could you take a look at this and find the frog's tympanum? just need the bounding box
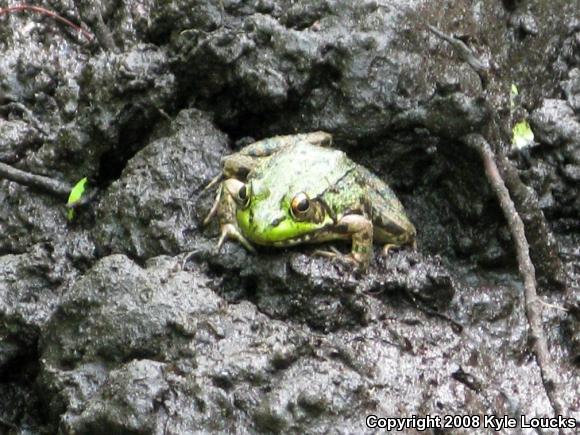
[204,132,416,270]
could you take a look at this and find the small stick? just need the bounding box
[75,1,118,53]
[2,101,49,135]
[404,293,464,333]
[0,161,71,198]
[0,4,94,42]
[462,134,568,427]
[495,153,567,290]
[427,25,489,86]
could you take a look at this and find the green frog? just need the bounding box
[203,132,416,270]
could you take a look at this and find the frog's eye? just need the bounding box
[237,183,250,207]
[291,192,310,219]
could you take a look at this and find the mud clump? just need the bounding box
[0,0,578,433]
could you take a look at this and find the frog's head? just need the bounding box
[228,178,334,246]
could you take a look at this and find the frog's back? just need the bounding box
[251,142,355,199]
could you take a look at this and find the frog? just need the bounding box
[203,131,416,270]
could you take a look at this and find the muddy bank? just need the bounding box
[0,1,578,433]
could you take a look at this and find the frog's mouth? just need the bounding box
[269,234,315,247]
[268,226,350,247]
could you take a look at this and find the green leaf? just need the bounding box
[512,120,534,149]
[510,84,518,97]
[67,177,88,221]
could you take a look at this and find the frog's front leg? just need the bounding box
[204,179,256,253]
[340,214,373,269]
[316,214,373,270]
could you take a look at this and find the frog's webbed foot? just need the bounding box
[314,247,359,267]
[217,223,256,254]
[203,178,245,226]
[313,213,373,271]
[313,246,342,258]
[202,180,256,254]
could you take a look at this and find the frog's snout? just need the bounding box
[252,207,286,234]
[238,205,286,244]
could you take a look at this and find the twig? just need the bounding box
[495,154,567,290]
[85,5,116,51]
[404,292,464,333]
[1,101,49,136]
[0,4,94,42]
[427,25,489,86]
[462,134,568,427]
[0,161,71,198]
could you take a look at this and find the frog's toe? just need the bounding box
[382,243,397,256]
[381,242,416,256]
[351,252,370,271]
[313,246,342,258]
[217,224,256,253]
[313,247,363,269]
[202,173,223,193]
[202,184,223,226]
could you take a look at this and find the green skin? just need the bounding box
[204,132,416,270]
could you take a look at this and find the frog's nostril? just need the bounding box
[270,216,284,227]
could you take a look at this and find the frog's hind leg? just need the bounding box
[240,131,333,157]
[298,131,333,147]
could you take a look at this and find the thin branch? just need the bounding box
[1,101,49,135]
[0,161,71,198]
[495,153,567,290]
[462,134,568,428]
[427,25,489,86]
[0,4,94,42]
[403,292,464,333]
[90,5,116,51]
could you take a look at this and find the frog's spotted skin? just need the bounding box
[204,132,415,270]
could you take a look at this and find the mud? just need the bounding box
[0,0,578,434]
